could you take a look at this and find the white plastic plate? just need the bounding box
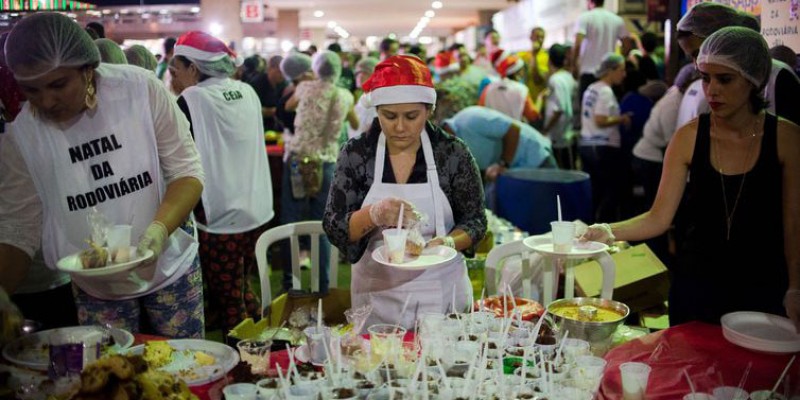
[126,339,239,386]
[56,247,153,277]
[371,245,458,270]
[524,238,609,258]
[2,326,134,371]
[721,311,800,353]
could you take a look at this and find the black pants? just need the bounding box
[553,142,578,170]
[579,145,626,223]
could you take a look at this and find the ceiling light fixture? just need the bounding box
[327,20,337,28]
[313,10,324,18]
[190,6,200,13]
[432,1,443,9]
[425,10,434,18]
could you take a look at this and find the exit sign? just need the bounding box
[241,0,263,23]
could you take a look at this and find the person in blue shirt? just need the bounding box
[441,106,556,210]
[442,105,555,179]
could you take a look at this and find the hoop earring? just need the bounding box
[85,73,97,110]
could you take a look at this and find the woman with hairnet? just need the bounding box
[579,52,631,222]
[276,52,314,136]
[583,27,800,330]
[280,50,357,293]
[95,38,127,65]
[168,31,273,334]
[124,45,158,72]
[0,13,205,337]
[675,2,800,127]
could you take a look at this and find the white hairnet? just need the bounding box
[95,39,127,65]
[697,26,770,90]
[124,45,158,71]
[5,13,100,80]
[312,50,342,82]
[596,53,624,77]
[677,2,759,39]
[280,52,312,81]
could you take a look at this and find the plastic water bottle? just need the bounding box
[290,159,306,199]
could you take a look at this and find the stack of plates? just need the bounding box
[721,311,800,354]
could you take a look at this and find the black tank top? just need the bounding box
[672,113,786,323]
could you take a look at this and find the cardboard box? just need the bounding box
[574,244,670,313]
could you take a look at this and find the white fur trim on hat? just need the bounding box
[174,44,243,66]
[361,84,436,108]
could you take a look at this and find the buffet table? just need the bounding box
[599,321,797,399]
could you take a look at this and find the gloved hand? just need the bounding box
[580,223,615,245]
[0,286,23,344]
[426,236,455,249]
[136,221,169,262]
[368,198,420,228]
[785,289,800,333]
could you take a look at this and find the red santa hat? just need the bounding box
[491,49,524,78]
[434,51,460,75]
[359,55,436,108]
[174,31,243,66]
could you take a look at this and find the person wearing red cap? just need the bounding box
[478,49,541,124]
[0,13,205,337]
[323,55,487,329]
[169,31,274,334]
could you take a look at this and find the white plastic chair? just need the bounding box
[484,236,558,302]
[254,221,339,308]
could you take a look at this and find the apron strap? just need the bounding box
[420,131,447,237]
[375,133,387,180]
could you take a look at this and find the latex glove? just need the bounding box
[426,236,455,249]
[485,164,507,182]
[580,223,615,245]
[0,286,23,344]
[368,198,420,228]
[136,221,169,262]
[785,289,800,333]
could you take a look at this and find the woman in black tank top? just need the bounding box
[581,27,800,330]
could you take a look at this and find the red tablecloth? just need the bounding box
[598,322,798,399]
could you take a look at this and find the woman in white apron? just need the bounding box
[169,31,274,334]
[323,55,487,329]
[0,13,205,338]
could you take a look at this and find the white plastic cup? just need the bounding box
[683,393,718,400]
[236,339,272,375]
[620,362,651,400]
[712,386,749,400]
[107,224,133,263]
[222,383,258,400]
[551,221,576,253]
[302,326,331,364]
[749,390,787,400]
[382,228,408,263]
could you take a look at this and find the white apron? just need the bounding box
[351,130,472,330]
[10,64,197,300]
[484,78,529,121]
[182,78,274,234]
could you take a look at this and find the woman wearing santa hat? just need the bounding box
[478,49,541,124]
[0,13,205,337]
[169,31,274,334]
[323,55,487,329]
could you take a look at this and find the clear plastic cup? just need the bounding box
[619,362,651,400]
[107,224,133,263]
[712,386,749,400]
[749,390,786,400]
[256,378,280,400]
[382,229,408,263]
[302,326,331,365]
[550,221,576,253]
[367,324,406,358]
[236,339,272,375]
[222,383,258,400]
[683,393,718,400]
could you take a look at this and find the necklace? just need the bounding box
[711,115,761,241]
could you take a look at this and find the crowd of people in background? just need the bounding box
[1,0,799,340]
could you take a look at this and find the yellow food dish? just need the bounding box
[143,341,173,368]
[550,304,625,323]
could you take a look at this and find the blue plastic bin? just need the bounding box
[495,169,593,235]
